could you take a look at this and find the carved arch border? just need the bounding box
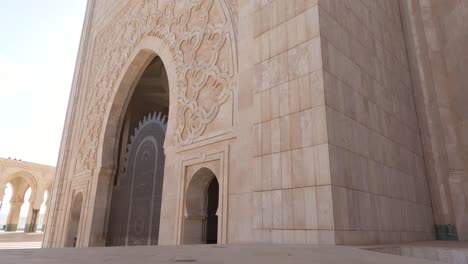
[77,0,238,172]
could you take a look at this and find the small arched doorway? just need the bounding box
[183,168,219,244]
[66,193,83,247]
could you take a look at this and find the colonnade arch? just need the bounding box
[0,159,54,233]
[0,172,37,232]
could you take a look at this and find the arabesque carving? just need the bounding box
[77,0,237,171]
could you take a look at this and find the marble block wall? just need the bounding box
[319,0,434,244]
[252,0,333,244]
[253,0,436,245]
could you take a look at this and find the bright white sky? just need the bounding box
[0,1,87,166]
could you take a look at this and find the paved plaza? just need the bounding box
[0,244,442,264]
[0,232,42,250]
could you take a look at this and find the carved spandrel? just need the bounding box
[77,0,237,171]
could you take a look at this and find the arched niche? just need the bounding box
[65,192,83,247]
[183,167,219,244]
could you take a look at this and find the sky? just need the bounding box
[0,1,87,166]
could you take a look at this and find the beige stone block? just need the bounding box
[269,1,278,29]
[310,70,325,107]
[305,5,319,40]
[288,42,309,80]
[262,121,271,155]
[253,192,263,229]
[358,191,372,231]
[271,152,282,189]
[300,109,314,147]
[275,23,287,55]
[292,148,304,188]
[294,230,307,244]
[261,89,271,122]
[331,186,349,230]
[260,4,270,34]
[302,146,316,186]
[283,230,295,244]
[346,189,359,231]
[253,157,263,191]
[262,191,272,229]
[308,37,322,73]
[270,85,280,119]
[290,112,302,149]
[271,229,283,244]
[323,70,343,111]
[279,82,289,116]
[280,115,291,151]
[254,10,262,37]
[293,188,306,229]
[287,15,298,49]
[269,55,280,88]
[262,154,272,191]
[261,59,270,91]
[295,0,306,15]
[296,12,308,46]
[253,124,262,156]
[254,0,261,12]
[277,0,287,25]
[307,0,319,8]
[306,230,319,244]
[254,92,262,124]
[282,189,294,229]
[288,78,300,114]
[316,185,334,229]
[278,52,289,85]
[286,0,295,20]
[318,230,336,245]
[262,230,271,243]
[298,74,311,110]
[261,32,270,62]
[254,63,263,93]
[254,36,262,64]
[270,118,281,154]
[281,151,293,188]
[272,190,283,229]
[314,106,328,144]
[304,187,318,229]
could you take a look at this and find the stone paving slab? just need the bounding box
[0,244,441,264]
[0,231,43,242]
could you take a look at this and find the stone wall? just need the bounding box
[45,0,468,247]
[320,0,433,244]
[252,0,331,244]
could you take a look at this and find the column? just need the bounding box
[5,200,23,231]
[24,207,39,233]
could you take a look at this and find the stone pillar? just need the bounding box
[42,198,51,232]
[399,0,457,240]
[24,207,39,233]
[5,201,23,231]
[0,185,6,213]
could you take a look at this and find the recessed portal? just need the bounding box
[106,56,169,246]
[66,193,83,247]
[183,168,219,244]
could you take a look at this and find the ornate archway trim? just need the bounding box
[77,0,238,172]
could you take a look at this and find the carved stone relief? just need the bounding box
[77,0,237,171]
